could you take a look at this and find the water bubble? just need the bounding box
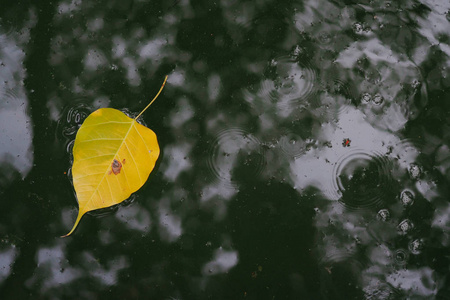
[269,58,277,67]
[400,190,414,206]
[361,93,372,104]
[292,45,302,57]
[397,219,413,235]
[353,23,363,33]
[411,79,421,89]
[409,163,422,179]
[408,239,423,255]
[393,249,409,266]
[372,94,384,105]
[377,209,390,221]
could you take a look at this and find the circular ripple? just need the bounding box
[0,89,23,109]
[206,128,266,188]
[57,104,92,139]
[320,63,359,103]
[269,55,319,110]
[329,78,359,102]
[278,131,305,159]
[393,248,409,266]
[319,236,357,264]
[331,149,396,211]
[316,65,358,118]
[56,104,93,163]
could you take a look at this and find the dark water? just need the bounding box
[1,0,450,299]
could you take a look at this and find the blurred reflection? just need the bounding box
[386,268,437,297]
[116,203,152,232]
[0,30,34,188]
[161,143,193,181]
[158,196,183,242]
[2,0,449,298]
[80,252,129,286]
[202,248,238,276]
[0,246,17,285]
[289,106,405,201]
[26,245,81,292]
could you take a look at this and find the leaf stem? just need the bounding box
[135,75,168,120]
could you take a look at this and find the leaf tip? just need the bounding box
[61,210,86,238]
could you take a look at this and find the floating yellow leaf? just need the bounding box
[62,76,168,237]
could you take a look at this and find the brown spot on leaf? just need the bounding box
[110,159,123,175]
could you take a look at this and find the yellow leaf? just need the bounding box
[62,76,168,237]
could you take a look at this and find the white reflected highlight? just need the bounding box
[116,204,151,232]
[0,29,34,179]
[162,143,193,181]
[202,248,238,276]
[0,246,18,284]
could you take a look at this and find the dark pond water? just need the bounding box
[1,0,450,299]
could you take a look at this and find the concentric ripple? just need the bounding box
[330,149,396,211]
[206,128,266,188]
[393,248,409,266]
[269,55,319,111]
[58,104,92,139]
[278,131,306,159]
[0,89,22,110]
[56,104,93,165]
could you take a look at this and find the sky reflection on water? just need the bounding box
[1,0,450,299]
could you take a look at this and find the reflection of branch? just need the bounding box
[0,2,57,298]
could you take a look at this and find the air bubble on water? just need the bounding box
[397,219,413,235]
[412,79,421,89]
[361,93,372,104]
[372,94,384,105]
[409,163,422,179]
[353,23,363,33]
[292,45,302,57]
[110,64,118,71]
[408,239,423,255]
[377,209,390,221]
[400,190,414,206]
[394,249,409,266]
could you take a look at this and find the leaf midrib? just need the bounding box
[83,118,137,211]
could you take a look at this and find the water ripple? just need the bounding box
[330,149,396,211]
[58,104,92,139]
[206,128,265,188]
[278,131,306,159]
[247,55,320,118]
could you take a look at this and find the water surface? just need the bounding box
[1,0,450,299]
